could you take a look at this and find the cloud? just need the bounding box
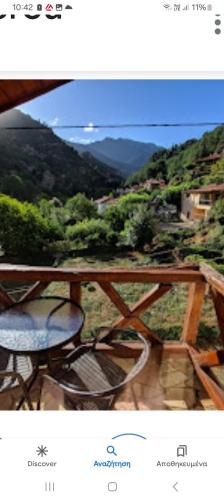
[84,122,98,133]
[48,117,59,126]
[69,136,94,145]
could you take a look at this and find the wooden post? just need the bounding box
[181,281,206,344]
[20,281,50,302]
[200,263,224,295]
[189,346,224,410]
[70,282,82,345]
[211,287,224,343]
[0,286,14,308]
[70,282,81,305]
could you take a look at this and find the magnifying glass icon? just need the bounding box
[107,445,117,456]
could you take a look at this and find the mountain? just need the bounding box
[127,126,224,186]
[0,110,122,201]
[69,137,162,178]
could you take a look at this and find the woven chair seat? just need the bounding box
[0,351,33,392]
[43,328,151,411]
[51,351,127,411]
[53,351,127,393]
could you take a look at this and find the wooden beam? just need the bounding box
[99,282,167,344]
[51,340,188,360]
[129,284,172,317]
[0,286,14,307]
[70,282,82,345]
[191,350,223,368]
[110,312,160,343]
[98,282,130,317]
[112,314,132,330]
[95,341,143,358]
[200,263,224,296]
[20,281,50,302]
[164,341,189,352]
[99,283,171,318]
[189,347,224,410]
[130,317,162,344]
[70,282,81,305]
[211,287,224,342]
[181,281,206,344]
[0,264,204,283]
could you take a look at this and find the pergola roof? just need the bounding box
[0,80,70,114]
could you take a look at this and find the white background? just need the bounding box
[0,412,223,499]
[0,2,223,497]
[0,0,224,73]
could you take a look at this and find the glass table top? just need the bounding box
[0,296,84,353]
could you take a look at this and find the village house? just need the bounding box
[196,152,221,165]
[95,195,118,214]
[181,183,224,222]
[143,178,166,191]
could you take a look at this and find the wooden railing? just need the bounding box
[200,263,224,342]
[190,263,224,410]
[0,262,210,346]
[0,262,224,408]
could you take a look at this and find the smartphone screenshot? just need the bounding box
[0,1,223,499]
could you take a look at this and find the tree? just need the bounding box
[123,205,156,250]
[1,175,26,200]
[0,195,61,257]
[116,192,151,221]
[103,204,125,232]
[66,218,116,249]
[212,199,224,225]
[38,198,67,234]
[65,193,97,222]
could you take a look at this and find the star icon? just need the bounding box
[36,445,48,457]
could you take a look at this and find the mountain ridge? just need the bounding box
[0,110,122,201]
[69,137,163,177]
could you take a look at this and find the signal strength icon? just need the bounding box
[163,4,172,10]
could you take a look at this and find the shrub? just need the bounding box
[104,193,152,234]
[161,180,200,208]
[152,232,178,251]
[38,198,67,235]
[184,254,206,264]
[103,204,125,232]
[65,193,97,222]
[0,195,61,256]
[123,205,156,250]
[1,175,26,200]
[212,199,224,224]
[118,192,150,212]
[66,219,116,249]
[182,244,221,259]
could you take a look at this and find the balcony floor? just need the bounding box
[0,343,218,411]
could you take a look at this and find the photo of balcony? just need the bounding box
[0,79,223,411]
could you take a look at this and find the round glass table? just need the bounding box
[0,296,85,355]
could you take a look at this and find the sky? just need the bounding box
[19,80,224,148]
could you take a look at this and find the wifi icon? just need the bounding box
[163,4,172,9]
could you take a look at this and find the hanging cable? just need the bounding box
[0,121,224,130]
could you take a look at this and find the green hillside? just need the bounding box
[127,125,224,186]
[0,109,122,201]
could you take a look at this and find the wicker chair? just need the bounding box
[38,327,151,410]
[0,350,35,410]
